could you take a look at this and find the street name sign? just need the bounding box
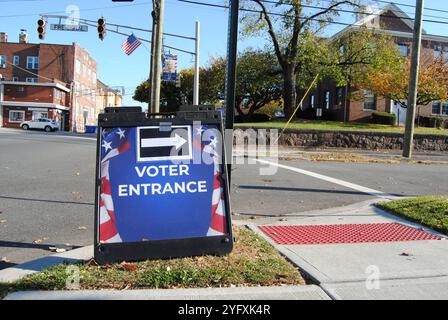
[94,107,232,264]
[50,24,88,32]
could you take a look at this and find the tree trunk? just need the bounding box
[283,65,296,119]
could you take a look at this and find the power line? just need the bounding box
[258,0,448,23]
[179,0,448,28]
[252,0,448,26]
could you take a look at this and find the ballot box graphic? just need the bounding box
[94,109,232,264]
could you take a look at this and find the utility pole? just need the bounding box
[193,21,200,106]
[403,0,424,158]
[150,0,165,113]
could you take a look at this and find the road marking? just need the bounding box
[254,158,398,200]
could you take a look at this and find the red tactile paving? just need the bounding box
[259,223,442,245]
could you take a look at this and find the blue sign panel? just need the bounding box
[98,124,227,244]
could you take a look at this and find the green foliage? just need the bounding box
[235,49,283,114]
[377,196,448,234]
[371,112,397,126]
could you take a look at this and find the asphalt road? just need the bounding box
[0,128,447,269]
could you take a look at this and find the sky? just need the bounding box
[1,0,448,107]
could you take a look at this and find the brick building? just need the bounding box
[301,3,448,124]
[0,81,70,129]
[0,35,110,131]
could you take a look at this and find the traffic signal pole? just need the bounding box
[224,0,239,184]
[403,0,424,158]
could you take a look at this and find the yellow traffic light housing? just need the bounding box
[37,19,46,40]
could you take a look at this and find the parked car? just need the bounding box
[20,118,59,132]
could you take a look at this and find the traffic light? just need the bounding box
[37,19,46,40]
[98,17,106,41]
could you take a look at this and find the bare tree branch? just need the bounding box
[301,0,359,28]
[252,0,286,67]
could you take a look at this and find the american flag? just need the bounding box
[121,34,142,56]
[99,128,130,243]
[194,125,227,236]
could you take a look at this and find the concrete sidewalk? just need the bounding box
[247,200,448,300]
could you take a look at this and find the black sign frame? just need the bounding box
[94,108,233,264]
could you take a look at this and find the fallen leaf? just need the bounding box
[121,261,137,272]
[400,252,412,256]
[78,226,87,230]
[86,258,99,266]
[33,239,43,244]
[76,172,80,176]
[1,257,10,263]
[0,220,6,224]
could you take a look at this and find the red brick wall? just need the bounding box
[2,106,58,128]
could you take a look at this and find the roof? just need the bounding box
[0,80,71,93]
[331,3,448,42]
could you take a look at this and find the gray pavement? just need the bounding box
[1,127,448,269]
[248,202,448,300]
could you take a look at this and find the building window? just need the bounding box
[0,55,6,68]
[26,77,38,83]
[12,76,19,81]
[324,91,331,110]
[75,59,81,74]
[13,55,19,66]
[432,101,441,115]
[335,88,344,110]
[9,110,25,123]
[26,56,39,69]
[310,95,315,108]
[443,102,448,115]
[398,43,409,57]
[55,89,62,99]
[434,45,448,63]
[363,90,376,111]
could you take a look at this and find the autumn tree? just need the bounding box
[358,57,448,108]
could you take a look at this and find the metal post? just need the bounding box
[224,0,239,184]
[403,0,424,158]
[148,10,157,113]
[193,21,200,106]
[150,0,165,114]
[0,80,4,127]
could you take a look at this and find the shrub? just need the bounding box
[435,117,444,129]
[371,112,397,125]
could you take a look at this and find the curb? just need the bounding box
[4,285,330,300]
[0,245,93,283]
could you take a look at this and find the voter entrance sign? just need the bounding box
[94,108,232,264]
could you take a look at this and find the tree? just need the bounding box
[234,49,283,116]
[241,0,360,117]
[358,57,448,108]
[133,60,225,111]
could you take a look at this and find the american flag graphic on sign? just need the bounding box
[99,128,130,243]
[193,125,227,236]
[121,34,142,56]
